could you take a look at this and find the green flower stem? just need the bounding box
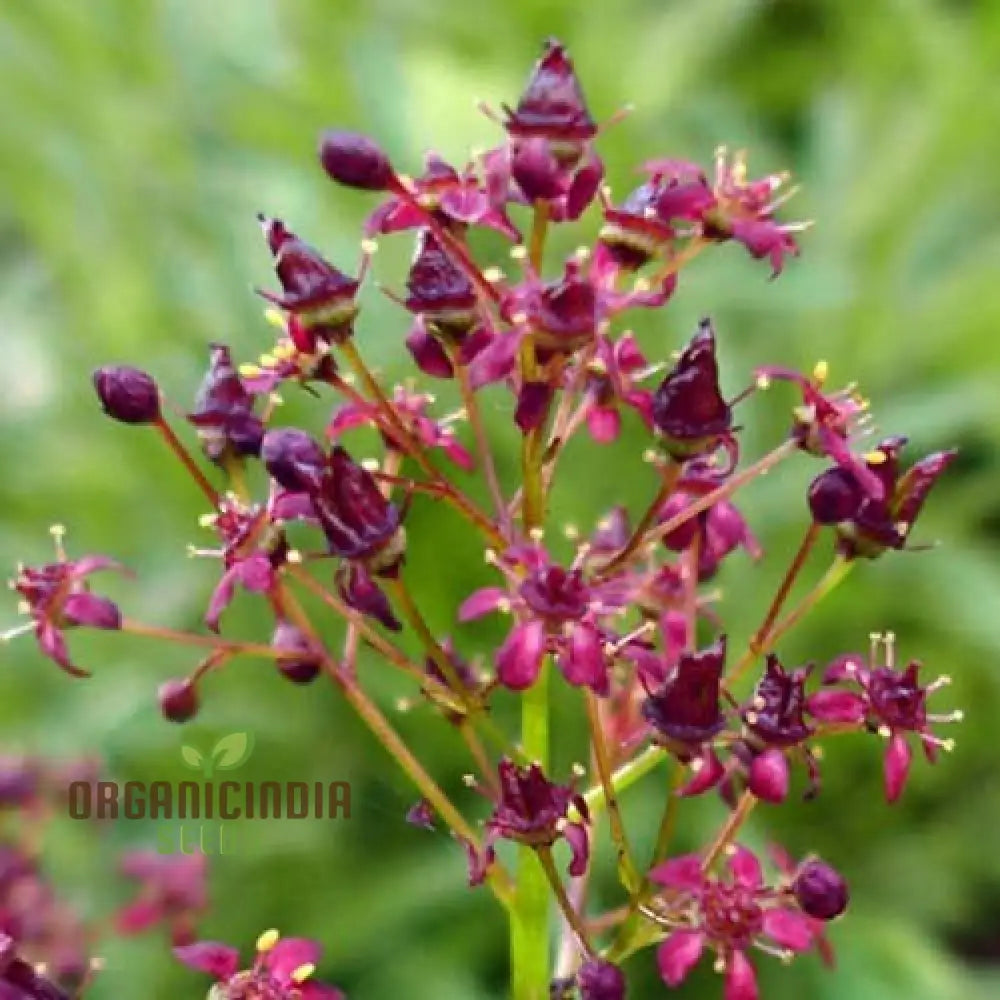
[512,660,551,1000]
[572,744,668,823]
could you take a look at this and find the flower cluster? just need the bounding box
[3,37,959,1000]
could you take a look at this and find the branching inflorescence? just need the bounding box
[3,38,960,1000]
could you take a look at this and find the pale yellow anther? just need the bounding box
[812,359,829,384]
[269,393,284,407]
[497,598,512,614]
[952,710,965,723]
[342,373,357,386]
[509,245,528,261]
[49,524,66,539]
[290,963,316,984]
[812,745,825,761]
[574,245,591,261]
[894,521,910,536]
[482,267,504,283]
[529,527,545,542]
[745,711,758,726]
[865,450,887,465]
[483,548,497,565]
[89,956,107,973]
[755,373,771,390]
[264,308,286,329]
[395,698,411,712]
[689,757,704,774]
[642,448,659,464]
[877,724,891,740]
[571,762,587,778]
[510,311,528,326]
[361,458,381,473]
[941,738,956,753]
[396,173,414,190]
[273,342,296,361]
[563,524,580,540]
[286,549,303,564]
[360,238,378,256]
[16,601,30,615]
[632,277,651,293]
[198,513,218,528]
[256,929,280,953]
[462,773,478,787]
[239,364,263,379]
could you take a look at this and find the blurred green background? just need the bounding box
[2,0,999,997]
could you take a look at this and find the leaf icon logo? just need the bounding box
[210,732,254,771]
[180,745,205,771]
[179,732,253,777]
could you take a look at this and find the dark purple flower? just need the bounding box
[832,438,957,559]
[813,647,959,803]
[176,931,343,999]
[529,259,597,353]
[188,344,264,464]
[503,39,596,147]
[484,760,589,876]
[807,467,864,525]
[257,216,360,343]
[261,428,327,494]
[312,446,403,570]
[271,621,323,684]
[792,860,848,921]
[116,851,207,944]
[318,129,394,191]
[578,959,626,1000]
[6,547,123,677]
[404,229,479,336]
[158,678,200,722]
[642,637,727,751]
[92,365,161,424]
[405,798,436,831]
[651,846,815,1000]
[652,320,733,460]
[743,655,813,748]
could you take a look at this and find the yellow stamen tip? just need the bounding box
[360,238,379,255]
[812,360,829,384]
[865,450,887,465]
[509,245,528,260]
[256,929,280,953]
[290,963,316,984]
[49,524,66,538]
[239,364,263,378]
[264,308,286,329]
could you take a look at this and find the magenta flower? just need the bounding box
[811,648,960,802]
[5,544,123,677]
[327,384,473,471]
[598,180,678,271]
[175,931,343,999]
[743,655,813,749]
[459,544,616,693]
[657,468,762,577]
[792,860,849,921]
[651,847,816,1000]
[651,320,734,462]
[583,331,656,443]
[116,851,207,944]
[366,153,518,241]
[577,959,626,1000]
[194,496,285,633]
[188,343,265,464]
[483,759,589,876]
[318,129,394,191]
[271,620,323,684]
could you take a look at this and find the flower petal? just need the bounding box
[558,623,608,694]
[728,845,764,889]
[763,907,814,952]
[266,938,323,984]
[62,592,121,630]
[724,950,759,1000]
[806,689,866,725]
[457,587,509,622]
[884,732,912,804]
[563,821,589,877]
[649,854,703,892]
[656,930,704,987]
[496,620,546,690]
[748,748,790,804]
[173,941,240,980]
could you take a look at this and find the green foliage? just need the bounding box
[1,1,999,997]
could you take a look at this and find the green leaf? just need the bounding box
[180,745,204,770]
[210,731,254,770]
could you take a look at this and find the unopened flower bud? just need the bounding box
[261,428,327,494]
[158,679,199,723]
[808,467,862,525]
[93,366,161,424]
[578,959,626,1000]
[272,621,322,684]
[318,130,394,191]
[793,859,849,920]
